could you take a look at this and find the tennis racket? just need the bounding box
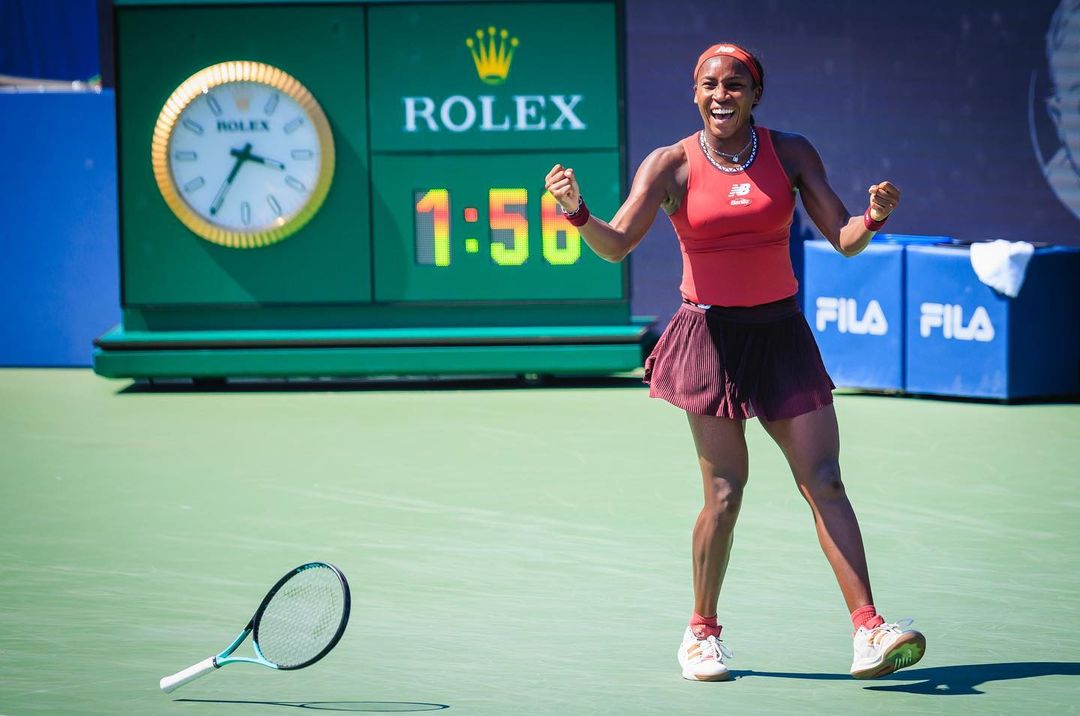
[160,562,350,693]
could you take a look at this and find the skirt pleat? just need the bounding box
[643,297,834,421]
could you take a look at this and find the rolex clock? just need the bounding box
[150,60,335,248]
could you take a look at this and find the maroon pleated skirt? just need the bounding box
[643,296,835,421]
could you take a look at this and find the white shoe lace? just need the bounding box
[864,618,915,646]
[695,635,734,663]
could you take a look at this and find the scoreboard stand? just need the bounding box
[93,0,647,382]
[93,322,652,380]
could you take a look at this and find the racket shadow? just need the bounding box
[175,699,449,712]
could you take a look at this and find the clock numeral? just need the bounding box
[414,189,451,267]
[183,177,206,193]
[291,149,314,160]
[241,201,252,226]
[181,119,204,135]
[267,194,283,217]
[285,176,306,192]
[207,95,224,117]
[489,188,529,266]
[173,151,197,161]
[264,93,280,116]
[283,117,304,134]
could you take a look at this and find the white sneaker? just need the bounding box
[677,626,733,681]
[850,618,926,679]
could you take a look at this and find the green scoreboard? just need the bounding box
[93,0,647,381]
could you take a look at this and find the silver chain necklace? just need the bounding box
[706,133,753,163]
[699,127,758,174]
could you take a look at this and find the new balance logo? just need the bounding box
[815,297,888,335]
[728,183,751,197]
[919,303,995,342]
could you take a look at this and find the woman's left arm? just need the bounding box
[779,133,900,257]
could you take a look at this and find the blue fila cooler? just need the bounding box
[905,244,1080,399]
[802,239,906,391]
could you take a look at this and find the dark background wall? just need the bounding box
[624,0,1080,324]
[1,0,1077,360]
[0,0,100,81]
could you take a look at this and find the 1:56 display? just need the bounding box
[413,188,583,268]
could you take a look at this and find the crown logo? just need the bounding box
[232,87,251,113]
[465,26,519,85]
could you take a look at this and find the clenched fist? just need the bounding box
[545,164,581,213]
[867,181,901,222]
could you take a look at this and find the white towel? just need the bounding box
[969,240,1035,298]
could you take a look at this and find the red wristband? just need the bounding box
[565,197,590,227]
[864,207,887,232]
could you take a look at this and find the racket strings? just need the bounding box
[256,566,346,668]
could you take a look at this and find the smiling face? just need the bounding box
[694,56,762,142]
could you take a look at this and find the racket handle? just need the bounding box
[160,656,217,693]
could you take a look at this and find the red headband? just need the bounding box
[693,43,762,86]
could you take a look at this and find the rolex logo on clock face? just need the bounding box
[151,61,335,248]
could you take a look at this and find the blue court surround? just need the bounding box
[905,245,1080,399]
[803,239,906,391]
[0,90,119,366]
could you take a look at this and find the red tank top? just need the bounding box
[667,127,798,307]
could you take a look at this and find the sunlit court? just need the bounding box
[3,0,1080,714]
[3,373,1079,714]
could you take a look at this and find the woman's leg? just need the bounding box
[678,412,749,681]
[758,404,873,612]
[686,412,750,619]
[761,404,926,678]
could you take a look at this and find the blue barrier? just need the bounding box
[0,90,119,367]
[905,244,1080,399]
[803,239,905,391]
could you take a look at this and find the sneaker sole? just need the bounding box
[681,667,733,682]
[850,631,926,680]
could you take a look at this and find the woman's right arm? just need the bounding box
[544,144,685,263]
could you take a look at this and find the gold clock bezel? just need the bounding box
[151,60,335,249]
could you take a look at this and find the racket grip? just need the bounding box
[160,656,217,693]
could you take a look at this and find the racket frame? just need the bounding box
[248,561,351,670]
[161,561,351,692]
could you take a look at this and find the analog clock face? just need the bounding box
[169,82,322,232]
[152,62,334,248]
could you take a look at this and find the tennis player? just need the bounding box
[545,43,925,682]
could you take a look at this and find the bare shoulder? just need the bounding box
[630,141,688,213]
[768,130,824,187]
[639,141,688,177]
[769,130,818,162]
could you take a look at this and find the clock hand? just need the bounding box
[247,152,285,170]
[210,143,254,216]
[228,143,255,162]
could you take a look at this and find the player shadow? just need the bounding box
[730,662,1080,695]
[175,699,449,712]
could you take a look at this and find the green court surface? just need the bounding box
[1,369,1079,715]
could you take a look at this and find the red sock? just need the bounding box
[850,604,885,632]
[690,612,722,639]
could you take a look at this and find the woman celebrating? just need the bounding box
[545,43,925,682]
